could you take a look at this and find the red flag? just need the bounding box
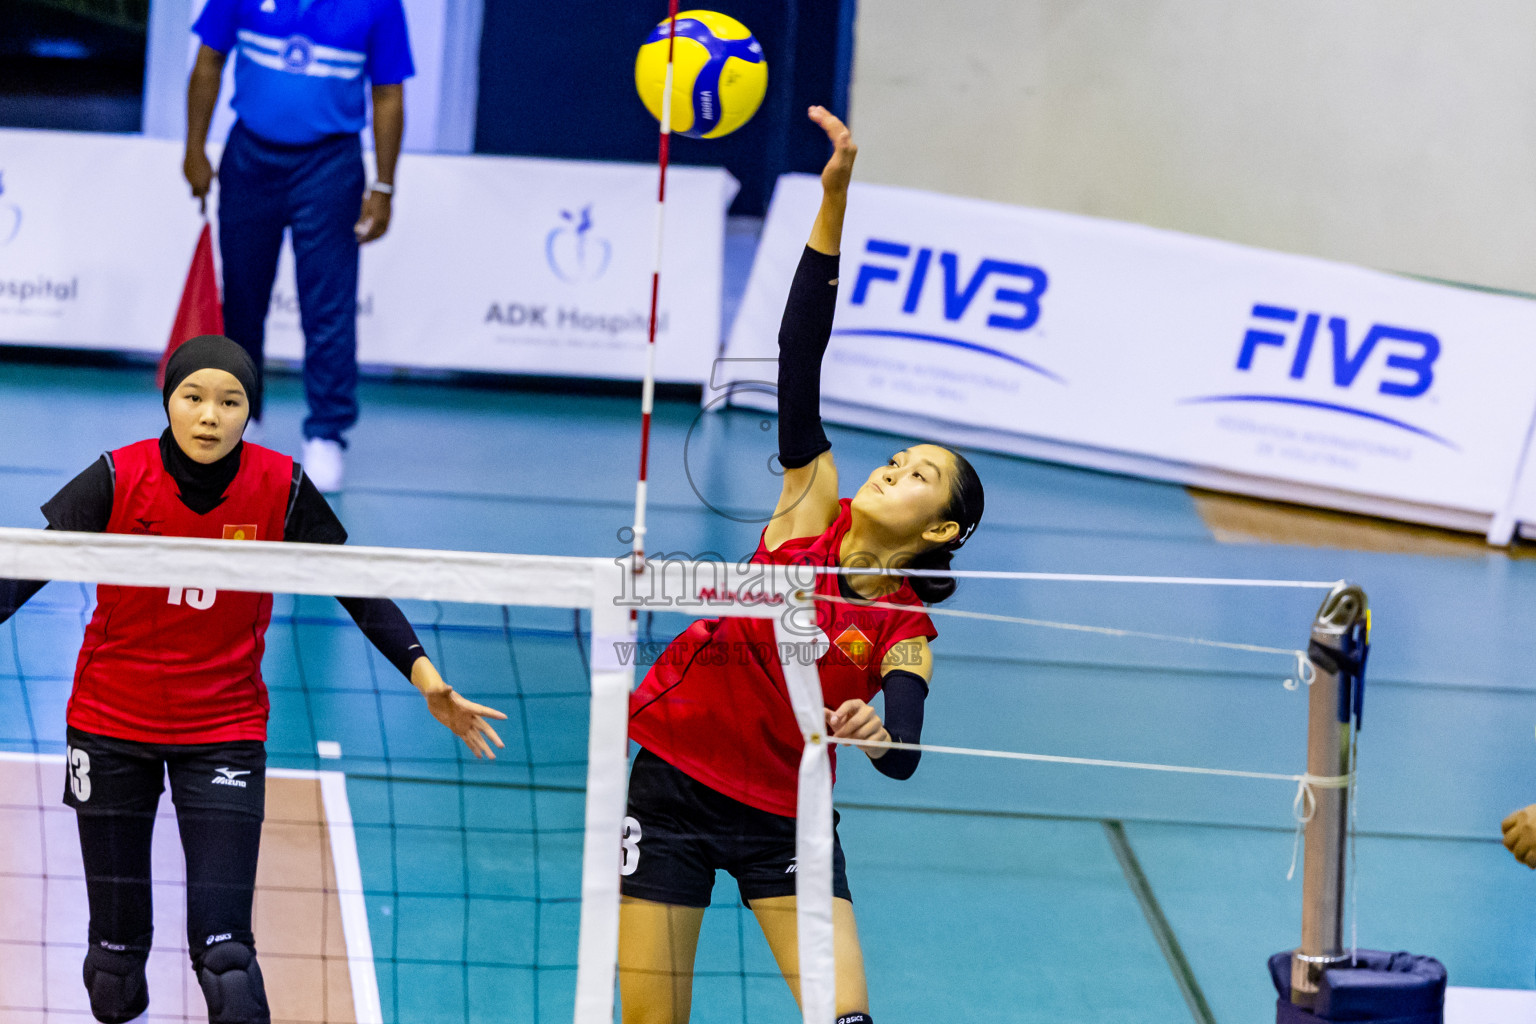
[156,222,223,388]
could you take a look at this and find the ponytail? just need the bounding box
[906,546,957,604]
[907,449,985,604]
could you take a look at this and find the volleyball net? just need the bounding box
[0,527,1368,1023]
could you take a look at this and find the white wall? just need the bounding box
[849,1,1536,293]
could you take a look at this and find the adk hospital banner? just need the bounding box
[0,128,736,383]
[722,174,1536,541]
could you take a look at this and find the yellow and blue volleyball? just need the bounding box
[635,11,767,139]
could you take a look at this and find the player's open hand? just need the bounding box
[1502,804,1536,868]
[810,106,856,195]
[826,699,888,758]
[425,685,507,759]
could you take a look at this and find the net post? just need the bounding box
[574,558,636,1024]
[771,570,836,1024]
[1290,580,1368,1009]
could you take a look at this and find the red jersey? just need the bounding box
[629,499,937,816]
[68,438,293,744]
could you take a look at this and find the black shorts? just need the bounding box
[63,725,267,821]
[620,747,850,908]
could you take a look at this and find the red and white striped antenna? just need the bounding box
[631,0,681,586]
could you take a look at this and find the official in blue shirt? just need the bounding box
[183,0,415,493]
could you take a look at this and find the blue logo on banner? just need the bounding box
[1182,303,1453,448]
[840,237,1062,383]
[545,205,611,283]
[0,172,20,246]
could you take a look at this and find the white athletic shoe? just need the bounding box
[242,418,264,445]
[302,438,345,493]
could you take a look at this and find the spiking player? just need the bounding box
[619,107,986,1024]
[0,336,505,1024]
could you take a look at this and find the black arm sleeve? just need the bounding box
[282,467,424,678]
[336,596,426,680]
[41,455,114,532]
[872,669,928,780]
[283,468,348,545]
[777,245,841,469]
[2,457,117,625]
[0,578,48,627]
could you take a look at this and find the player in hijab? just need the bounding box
[0,335,505,1024]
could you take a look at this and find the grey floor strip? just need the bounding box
[1103,819,1218,1024]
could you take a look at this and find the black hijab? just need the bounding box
[160,335,257,515]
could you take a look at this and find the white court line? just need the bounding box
[0,750,64,764]
[313,769,384,1024]
[1446,985,1536,1023]
[0,751,381,1024]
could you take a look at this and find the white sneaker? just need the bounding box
[302,438,345,493]
[242,418,264,445]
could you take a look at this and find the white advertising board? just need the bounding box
[721,175,1536,536]
[0,128,735,383]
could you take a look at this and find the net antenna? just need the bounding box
[631,0,682,581]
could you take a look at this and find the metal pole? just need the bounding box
[1290,581,1367,1008]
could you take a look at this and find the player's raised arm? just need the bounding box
[765,106,859,551]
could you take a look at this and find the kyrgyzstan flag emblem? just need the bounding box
[222,524,258,541]
[832,624,874,668]
[156,222,224,389]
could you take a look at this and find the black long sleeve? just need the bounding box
[1,458,117,625]
[872,669,928,780]
[0,577,47,627]
[336,596,426,679]
[283,469,347,545]
[777,246,841,469]
[41,456,115,532]
[284,469,425,679]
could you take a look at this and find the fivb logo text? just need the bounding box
[851,239,1049,331]
[1237,304,1440,399]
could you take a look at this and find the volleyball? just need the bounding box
[635,10,767,139]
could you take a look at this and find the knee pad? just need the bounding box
[194,940,270,1024]
[82,941,149,1024]
[836,1015,873,1024]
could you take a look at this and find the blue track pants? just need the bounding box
[218,120,364,442]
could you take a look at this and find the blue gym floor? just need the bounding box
[1,357,1533,1023]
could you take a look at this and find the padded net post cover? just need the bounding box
[1269,950,1447,1024]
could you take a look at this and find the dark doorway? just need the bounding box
[0,0,149,133]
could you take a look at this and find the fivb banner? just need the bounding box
[0,127,735,383]
[722,174,1536,537]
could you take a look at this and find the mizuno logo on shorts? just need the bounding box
[212,767,250,788]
